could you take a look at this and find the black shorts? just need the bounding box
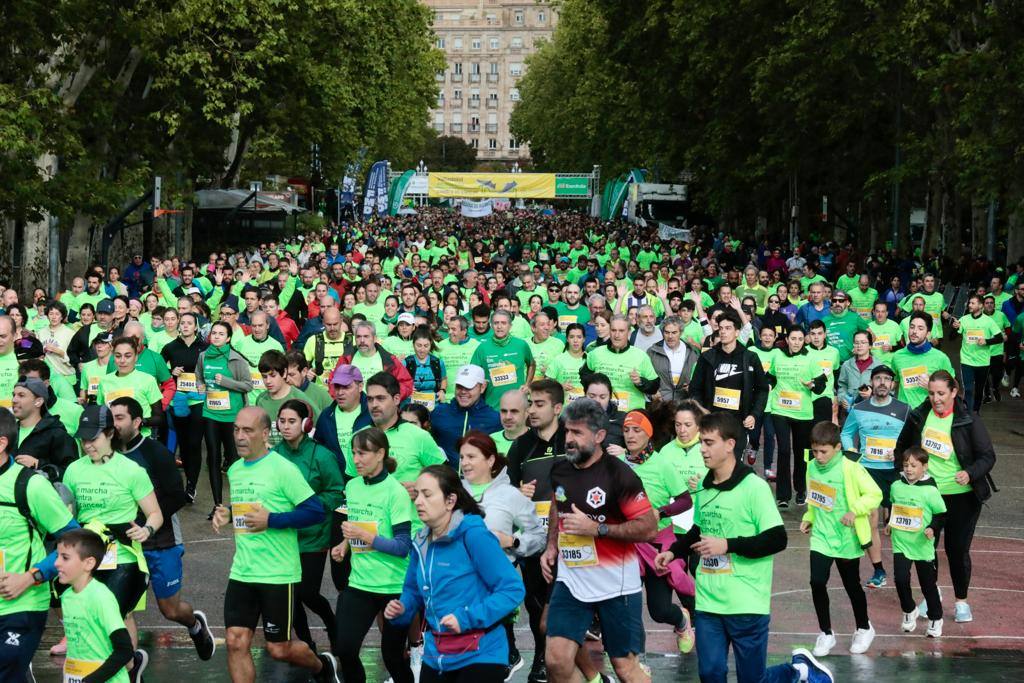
[867,468,900,509]
[224,579,295,642]
[95,563,150,618]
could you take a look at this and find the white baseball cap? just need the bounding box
[455,364,486,388]
[397,312,416,325]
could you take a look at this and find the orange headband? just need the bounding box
[623,411,653,438]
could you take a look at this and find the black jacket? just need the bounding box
[895,399,997,502]
[689,343,770,419]
[13,414,77,480]
[506,425,566,501]
[121,433,189,550]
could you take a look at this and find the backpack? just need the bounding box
[405,355,442,389]
[0,468,76,572]
[314,332,327,376]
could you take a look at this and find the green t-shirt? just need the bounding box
[693,474,782,615]
[344,473,412,594]
[516,287,549,313]
[302,333,350,385]
[147,329,175,356]
[353,301,387,337]
[847,287,878,319]
[489,429,521,456]
[381,421,447,483]
[799,274,828,293]
[735,284,769,313]
[436,338,481,400]
[891,347,954,408]
[227,452,316,584]
[624,452,688,529]
[543,351,587,401]
[957,313,1001,367]
[61,578,131,683]
[381,335,414,362]
[987,311,1009,357]
[0,351,19,411]
[657,438,706,493]
[868,319,902,365]
[920,410,971,495]
[300,381,334,418]
[63,453,153,566]
[201,346,246,422]
[234,334,284,400]
[681,319,704,349]
[899,292,945,339]
[805,454,862,559]
[807,345,841,397]
[105,348,171,385]
[334,405,361,478]
[50,396,84,438]
[889,478,946,560]
[585,344,657,411]
[256,387,311,447]
[0,464,74,615]
[835,273,861,293]
[80,358,112,401]
[349,349,385,390]
[272,437,345,553]
[528,336,565,378]
[96,371,162,437]
[822,311,868,362]
[553,303,591,330]
[768,351,818,420]
[471,335,535,410]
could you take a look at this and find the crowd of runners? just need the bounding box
[0,206,1016,682]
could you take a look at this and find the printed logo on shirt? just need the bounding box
[713,363,741,381]
[555,486,568,503]
[586,487,606,509]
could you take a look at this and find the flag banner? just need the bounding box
[362,161,388,218]
[429,173,556,198]
[460,199,493,217]
[388,170,415,216]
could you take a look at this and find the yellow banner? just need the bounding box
[428,173,557,198]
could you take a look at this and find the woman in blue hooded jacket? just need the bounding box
[384,464,526,682]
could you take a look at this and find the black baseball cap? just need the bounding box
[870,364,895,379]
[75,404,113,440]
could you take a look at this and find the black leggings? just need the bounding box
[987,354,1005,399]
[809,551,869,633]
[893,553,942,620]
[293,551,336,651]
[771,415,812,501]
[938,492,982,600]
[334,587,412,683]
[813,397,832,425]
[420,664,507,683]
[641,572,685,629]
[204,418,238,506]
[171,404,205,493]
[96,562,150,618]
[519,555,549,657]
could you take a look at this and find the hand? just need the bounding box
[330,541,349,563]
[214,270,224,285]
[742,415,755,430]
[688,474,701,491]
[653,551,675,572]
[0,572,36,600]
[305,368,318,383]
[840,512,856,527]
[691,535,728,556]
[883,525,891,537]
[289,260,299,276]
[924,528,935,540]
[800,521,812,534]
[401,480,417,500]
[950,316,959,327]
[342,521,374,544]
[519,480,537,499]
[605,443,625,457]
[126,522,152,542]
[541,545,557,583]
[214,373,224,384]
[630,369,641,384]
[561,504,599,536]
[977,338,986,346]
[211,505,230,533]
[954,470,971,486]
[172,366,183,377]
[802,379,816,388]
[492,530,516,549]
[14,455,39,469]
[840,399,850,411]
[882,343,892,352]
[243,503,270,532]
[384,599,406,620]
[436,390,446,403]
[858,387,871,398]
[439,613,462,634]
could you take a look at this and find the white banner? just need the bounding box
[460,199,493,218]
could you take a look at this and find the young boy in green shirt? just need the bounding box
[800,421,882,658]
[56,528,134,683]
[889,447,946,637]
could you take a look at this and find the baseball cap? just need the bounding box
[14,377,48,401]
[871,364,896,379]
[831,291,849,301]
[93,331,114,346]
[455,364,486,388]
[331,365,364,387]
[396,312,416,326]
[75,404,113,440]
[96,299,115,314]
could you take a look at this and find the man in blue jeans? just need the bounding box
[655,412,833,682]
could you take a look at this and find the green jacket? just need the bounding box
[273,436,346,552]
[802,455,882,548]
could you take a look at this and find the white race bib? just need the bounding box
[559,533,598,568]
[699,554,733,574]
[890,504,924,532]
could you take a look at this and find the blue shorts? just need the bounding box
[144,545,185,600]
[546,581,644,659]
[0,611,48,682]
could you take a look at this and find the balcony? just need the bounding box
[435,73,445,82]
[486,99,498,109]
[450,123,463,133]
[468,99,480,109]
[487,73,499,83]
[469,73,480,82]
[468,124,480,133]
[485,123,498,133]
[432,123,444,132]
[450,73,463,82]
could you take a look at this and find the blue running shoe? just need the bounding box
[792,647,834,683]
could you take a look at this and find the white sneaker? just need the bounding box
[926,618,943,638]
[1011,387,1021,398]
[918,586,942,617]
[813,631,836,657]
[1002,375,1011,388]
[849,623,876,654]
[901,608,918,632]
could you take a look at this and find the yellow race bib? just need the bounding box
[349,521,379,553]
[699,554,733,574]
[890,504,924,532]
[535,501,551,528]
[901,365,928,389]
[558,533,598,568]
[808,479,837,512]
[863,437,896,463]
[410,391,436,411]
[776,390,802,411]
[250,370,266,391]
[64,658,102,683]
[98,543,118,570]
[176,372,198,393]
[922,427,954,460]
[206,390,231,411]
[489,363,517,387]
[713,387,741,411]
[965,330,984,345]
[232,502,261,534]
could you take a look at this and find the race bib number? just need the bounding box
[349,521,379,553]
[760,360,771,373]
[818,360,833,374]
[250,370,265,391]
[410,391,436,411]
[558,533,598,568]
[922,427,954,460]
[872,335,891,349]
[535,501,551,528]
[558,315,576,330]
[232,502,261,534]
[901,365,928,389]
[566,386,584,402]
[87,377,101,396]
[206,390,231,411]
[0,399,9,409]
[489,363,517,387]
[176,372,198,393]
[0,548,5,573]
[612,391,631,412]
[808,479,836,512]
[98,543,118,570]
[864,436,896,463]
[776,390,802,411]
[966,330,984,345]
[713,387,741,411]
[890,504,924,532]
[105,388,134,402]
[699,554,733,574]
[64,659,102,683]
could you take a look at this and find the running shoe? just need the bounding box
[791,647,834,683]
[128,649,149,683]
[527,656,548,683]
[410,642,424,678]
[955,602,973,623]
[795,492,807,507]
[849,623,875,654]
[675,608,695,654]
[777,500,790,510]
[764,468,776,481]
[317,652,341,683]
[1002,375,1011,388]
[185,483,196,504]
[1011,387,1020,398]
[864,569,887,589]
[744,447,756,466]
[812,631,836,657]
[190,610,216,661]
[901,608,918,632]
[49,636,67,656]
[506,650,525,681]
[918,587,942,618]
[926,618,944,637]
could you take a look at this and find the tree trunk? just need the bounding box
[64,213,95,283]
[1008,196,1024,268]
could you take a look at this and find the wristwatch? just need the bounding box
[512,537,521,549]
[597,523,610,538]
[31,569,45,586]
[144,524,156,538]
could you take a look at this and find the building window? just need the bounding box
[436,38,445,49]
[452,37,463,50]
[453,88,462,100]
[514,10,524,24]
[470,62,481,75]
[471,38,481,50]
[489,37,499,50]
[510,37,523,49]
[509,88,520,101]
[488,138,498,150]
[449,12,461,22]
[470,138,479,149]
[509,138,520,150]
[489,62,499,75]
[488,91,499,102]
[509,63,522,77]
[486,13,497,25]
[539,11,546,23]
[453,62,463,74]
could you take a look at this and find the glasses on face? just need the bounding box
[220,310,236,317]
[831,299,843,303]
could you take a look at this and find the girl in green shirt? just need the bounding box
[542,323,587,401]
